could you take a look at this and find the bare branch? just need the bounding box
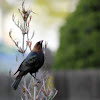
[51,88,58,100]
[43,79,46,92]
[23,76,28,100]
[36,85,44,100]
[22,0,25,11]
[18,49,23,53]
[29,41,32,51]
[26,16,32,34]
[18,8,23,18]
[22,85,33,100]
[31,10,37,15]
[26,31,34,51]
[12,14,24,32]
[21,96,24,100]
[34,86,37,100]
[28,78,33,90]
[9,30,23,52]
[24,43,28,53]
[30,31,34,40]
[42,89,48,97]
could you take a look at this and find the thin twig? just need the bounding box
[21,96,24,100]
[36,85,44,99]
[9,30,23,52]
[29,41,32,51]
[30,31,34,40]
[28,78,33,90]
[33,78,37,100]
[24,43,28,54]
[23,19,28,100]
[22,85,33,99]
[12,14,23,32]
[18,8,23,18]
[51,88,58,100]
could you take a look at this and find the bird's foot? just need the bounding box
[31,73,41,84]
[33,79,41,86]
[35,78,41,84]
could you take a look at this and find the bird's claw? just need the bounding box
[37,80,41,83]
[35,78,41,83]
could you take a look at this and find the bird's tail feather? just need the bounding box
[12,75,22,90]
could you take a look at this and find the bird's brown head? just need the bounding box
[33,40,43,52]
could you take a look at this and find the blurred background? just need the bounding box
[0,0,100,100]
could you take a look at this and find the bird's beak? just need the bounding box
[40,40,43,44]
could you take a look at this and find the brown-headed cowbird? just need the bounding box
[12,40,44,90]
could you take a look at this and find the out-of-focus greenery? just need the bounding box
[53,0,100,69]
[0,0,13,12]
[35,0,67,18]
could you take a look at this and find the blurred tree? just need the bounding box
[53,0,100,69]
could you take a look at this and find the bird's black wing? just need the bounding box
[18,52,38,72]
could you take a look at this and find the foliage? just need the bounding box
[53,0,100,69]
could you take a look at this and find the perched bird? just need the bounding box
[12,40,44,90]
